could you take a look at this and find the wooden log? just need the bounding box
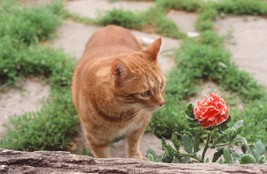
[0,148,266,174]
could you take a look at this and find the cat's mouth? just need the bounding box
[148,105,163,112]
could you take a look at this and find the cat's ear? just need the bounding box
[143,37,162,62]
[111,59,130,78]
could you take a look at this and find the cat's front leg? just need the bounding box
[89,141,110,158]
[83,128,111,158]
[126,122,148,159]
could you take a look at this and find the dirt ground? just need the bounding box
[0,78,49,137]
[216,16,267,87]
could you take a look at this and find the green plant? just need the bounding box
[195,7,217,31]
[96,7,183,39]
[156,0,203,12]
[0,45,79,151]
[0,1,63,45]
[199,30,223,47]
[213,0,267,15]
[97,8,143,29]
[0,0,80,151]
[1,89,79,151]
[141,6,183,39]
[147,101,266,164]
[150,38,267,145]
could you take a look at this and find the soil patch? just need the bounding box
[52,21,180,74]
[167,10,198,35]
[66,0,153,19]
[0,77,50,137]
[216,16,267,87]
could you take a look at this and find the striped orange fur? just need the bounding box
[71,25,166,159]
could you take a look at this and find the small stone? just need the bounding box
[0,165,8,172]
[187,32,200,38]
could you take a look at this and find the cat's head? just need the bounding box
[111,38,166,111]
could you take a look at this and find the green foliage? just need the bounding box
[213,0,267,15]
[141,7,184,39]
[0,0,63,45]
[97,8,143,29]
[0,45,79,151]
[1,89,79,151]
[96,7,183,39]
[156,0,203,12]
[195,7,217,32]
[199,30,223,47]
[0,0,79,151]
[150,38,266,146]
[177,40,231,81]
[147,106,266,164]
[224,66,265,101]
[242,98,267,144]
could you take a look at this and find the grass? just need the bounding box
[213,0,267,15]
[96,7,184,39]
[0,0,79,151]
[156,0,267,16]
[156,0,203,12]
[97,8,144,29]
[141,6,184,39]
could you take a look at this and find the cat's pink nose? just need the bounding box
[157,100,165,107]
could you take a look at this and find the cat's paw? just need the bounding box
[130,150,143,160]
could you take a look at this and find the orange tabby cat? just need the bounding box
[71,25,166,159]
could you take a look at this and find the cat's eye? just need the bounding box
[140,90,151,98]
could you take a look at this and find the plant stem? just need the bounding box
[214,142,229,147]
[201,130,212,162]
[180,153,202,162]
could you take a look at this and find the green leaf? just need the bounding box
[219,115,231,131]
[253,141,265,157]
[161,138,176,163]
[147,153,155,161]
[240,154,256,164]
[172,157,180,163]
[185,103,195,120]
[223,148,233,164]
[182,134,193,154]
[181,156,190,163]
[241,144,248,153]
[258,155,266,164]
[171,134,180,151]
[233,120,243,134]
[212,148,223,162]
[231,150,241,163]
[193,135,200,153]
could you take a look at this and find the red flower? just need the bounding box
[193,93,230,128]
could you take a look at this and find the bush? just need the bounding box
[157,0,203,12]
[177,40,231,81]
[0,0,79,151]
[199,30,223,47]
[195,7,217,31]
[213,0,267,15]
[141,7,183,39]
[1,89,79,151]
[0,1,63,45]
[97,8,143,29]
